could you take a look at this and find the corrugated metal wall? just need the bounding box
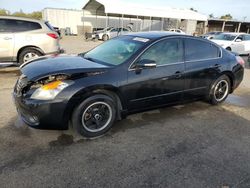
[42,8,201,35]
[42,8,83,35]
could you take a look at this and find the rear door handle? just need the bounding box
[210,64,221,68]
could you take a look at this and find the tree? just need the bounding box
[0,9,9,16]
[220,14,233,20]
[12,9,27,18]
[1,9,42,20]
[209,14,214,18]
[28,11,42,20]
[190,7,198,12]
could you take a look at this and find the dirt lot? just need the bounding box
[1,36,250,188]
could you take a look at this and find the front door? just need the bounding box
[231,35,245,54]
[0,19,14,62]
[124,38,185,111]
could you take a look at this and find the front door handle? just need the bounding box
[4,37,12,40]
[174,71,182,78]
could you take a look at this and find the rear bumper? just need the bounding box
[13,93,69,130]
[232,65,244,91]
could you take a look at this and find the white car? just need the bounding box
[168,29,185,34]
[211,33,250,55]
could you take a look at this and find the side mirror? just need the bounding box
[134,59,156,74]
[235,38,242,42]
[136,59,157,69]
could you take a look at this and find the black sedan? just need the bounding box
[13,32,244,138]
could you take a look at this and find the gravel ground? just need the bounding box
[0,36,250,188]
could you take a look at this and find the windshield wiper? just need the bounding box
[84,56,96,62]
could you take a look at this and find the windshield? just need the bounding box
[213,34,237,41]
[84,36,147,66]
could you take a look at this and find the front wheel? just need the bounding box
[72,94,116,138]
[207,75,231,105]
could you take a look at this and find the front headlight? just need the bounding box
[31,80,73,100]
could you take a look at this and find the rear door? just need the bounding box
[126,38,185,110]
[184,38,222,99]
[0,19,14,62]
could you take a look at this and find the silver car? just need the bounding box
[93,27,131,41]
[0,16,61,65]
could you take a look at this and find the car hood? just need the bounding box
[211,39,232,47]
[21,55,109,81]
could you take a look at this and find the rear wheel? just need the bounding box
[207,75,231,105]
[19,48,42,65]
[72,94,116,138]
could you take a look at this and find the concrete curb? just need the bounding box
[0,67,20,74]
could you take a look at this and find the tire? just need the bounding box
[102,34,109,41]
[18,48,42,65]
[226,47,232,51]
[207,75,231,105]
[72,94,116,138]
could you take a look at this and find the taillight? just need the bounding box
[236,56,245,67]
[47,33,58,39]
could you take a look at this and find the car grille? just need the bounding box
[14,74,29,95]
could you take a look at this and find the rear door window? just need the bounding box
[185,38,220,61]
[0,19,41,32]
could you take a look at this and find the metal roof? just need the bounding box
[83,0,207,21]
[208,18,250,24]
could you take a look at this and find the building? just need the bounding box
[82,0,207,35]
[208,18,250,33]
[42,0,208,36]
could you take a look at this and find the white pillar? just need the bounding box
[149,16,151,31]
[222,21,226,32]
[161,17,164,31]
[237,22,242,33]
[136,15,139,32]
[121,14,124,28]
[105,13,108,28]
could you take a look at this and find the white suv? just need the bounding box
[0,16,62,65]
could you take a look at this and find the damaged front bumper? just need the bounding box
[13,92,69,130]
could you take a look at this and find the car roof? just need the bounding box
[0,16,44,23]
[126,31,184,39]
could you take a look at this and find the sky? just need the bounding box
[0,0,249,21]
